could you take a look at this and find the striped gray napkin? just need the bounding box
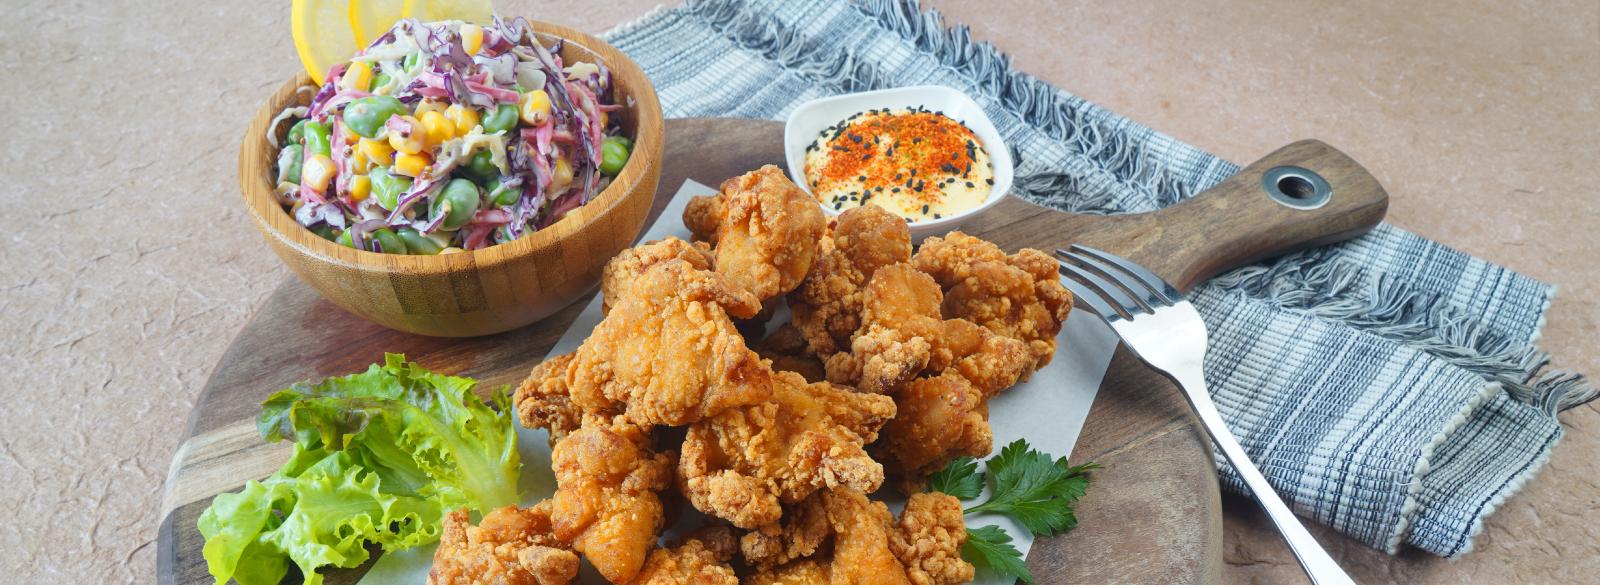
[603,0,1593,557]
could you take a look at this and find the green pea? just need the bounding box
[432,178,481,230]
[599,136,631,176]
[371,228,408,254]
[612,136,633,149]
[277,144,304,184]
[462,149,499,182]
[303,121,331,156]
[396,228,443,255]
[372,71,392,93]
[336,229,354,248]
[489,179,521,206]
[481,103,519,134]
[286,119,309,145]
[343,95,407,139]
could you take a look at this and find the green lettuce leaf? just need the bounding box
[199,354,519,585]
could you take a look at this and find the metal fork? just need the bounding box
[1057,244,1356,585]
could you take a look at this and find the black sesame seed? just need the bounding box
[985,178,994,185]
[849,134,863,144]
[933,213,942,219]
[966,182,975,188]
[892,187,901,193]
[921,204,929,214]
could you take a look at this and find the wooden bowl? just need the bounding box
[238,21,662,337]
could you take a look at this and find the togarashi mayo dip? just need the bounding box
[802,107,993,222]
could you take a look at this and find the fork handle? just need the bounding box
[1047,140,1389,291]
[1169,366,1359,585]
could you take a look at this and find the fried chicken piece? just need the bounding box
[747,488,914,585]
[428,503,580,585]
[871,373,992,483]
[826,264,1031,396]
[563,259,772,427]
[913,232,1073,372]
[600,237,714,314]
[739,491,831,571]
[683,165,827,302]
[515,353,587,446]
[890,493,975,585]
[789,204,912,357]
[755,324,826,383]
[632,526,739,585]
[548,422,675,584]
[679,371,896,528]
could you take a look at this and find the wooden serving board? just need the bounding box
[160,118,1386,584]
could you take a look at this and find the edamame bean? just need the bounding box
[489,179,521,206]
[371,228,408,254]
[481,103,519,134]
[369,168,412,211]
[286,119,309,144]
[432,178,481,230]
[310,224,337,241]
[304,121,331,156]
[343,96,408,139]
[599,136,631,176]
[277,144,304,184]
[462,150,499,182]
[396,228,443,255]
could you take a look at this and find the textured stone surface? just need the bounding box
[0,0,1594,583]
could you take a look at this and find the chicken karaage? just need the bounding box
[427,503,580,585]
[913,232,1072,373]
[562,259,772,427]
[548,422,675,584]
[890,492,975,585]
[632,526,740,585]
[684,165,826,303]
[600,237,714,314]
[788,204,912,358]
[679,371,896,528]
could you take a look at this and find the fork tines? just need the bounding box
[1055,245,1184,322]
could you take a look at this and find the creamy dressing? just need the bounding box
[803,107,992,222]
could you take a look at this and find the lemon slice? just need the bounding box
[350,0,406,48]
[401,0,494,23]
[292,0,360,85]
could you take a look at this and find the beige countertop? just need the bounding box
[1,0,1594,582]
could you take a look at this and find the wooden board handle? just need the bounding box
[1067,140,1389,290]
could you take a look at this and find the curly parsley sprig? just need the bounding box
[930,439,1098,584]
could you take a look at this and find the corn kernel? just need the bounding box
[415,99,447,116]
[341,60,373,92]
[349,174,372,202]
[358,138,394,166]
[520,90,551,125]
[444,104,480,136]
[550,155,573,193]
[393,151,432,177]
[387,115,425,154]
[461,23,483,55]
[419,110,453,146]
[351,150,373,174]
[302,154,336,192]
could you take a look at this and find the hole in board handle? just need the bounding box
[1262,165,1332,210]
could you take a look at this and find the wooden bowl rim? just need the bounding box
[238,20,663,275]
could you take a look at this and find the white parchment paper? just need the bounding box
[359,180,1120,584]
